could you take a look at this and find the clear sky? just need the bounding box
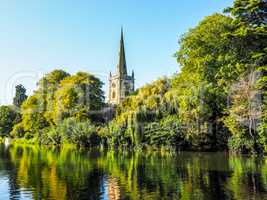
[0,0,233,104]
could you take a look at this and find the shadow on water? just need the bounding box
[0,144,266,200]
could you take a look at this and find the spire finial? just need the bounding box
[120,26,124,46]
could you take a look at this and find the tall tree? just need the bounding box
[53,72,105,124]
[174,14,236,150]
[224,0,267,153]
[13,84,28,108]
[11,70,70,138]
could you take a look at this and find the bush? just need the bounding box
[65,119,101,147]
[40,118,101,147]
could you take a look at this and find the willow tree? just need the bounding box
[106,78,182,149]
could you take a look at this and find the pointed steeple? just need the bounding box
[117,27,127,76]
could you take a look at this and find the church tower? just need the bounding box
[108,28,135,105]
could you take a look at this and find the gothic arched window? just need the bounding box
[112,91,116,99]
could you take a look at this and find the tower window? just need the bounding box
[112,91,116,99]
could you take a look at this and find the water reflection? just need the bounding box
[0,144,266,200]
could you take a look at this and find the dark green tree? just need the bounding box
[225,0,267,27]
[0,106,19,136]
[13,84,28,108]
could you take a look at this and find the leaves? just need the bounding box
[0,106,20,136]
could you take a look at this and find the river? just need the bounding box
[0,144,266,200]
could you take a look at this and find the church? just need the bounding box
[108,29,135,105]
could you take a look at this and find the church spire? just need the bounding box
[118,27,127,76]
[108,28,135,105]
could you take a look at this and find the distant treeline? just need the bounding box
[0,0,266,154]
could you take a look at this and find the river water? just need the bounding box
[0,144,266,200]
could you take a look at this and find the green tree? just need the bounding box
[13,84,28,108]
[173,14,237,150]
[223,0,267,153]
[37,69,70,125]
[12,70,105,145]
[53,72,105,124]
[0,106,19,136]
[12,70,70,139]
[225,71,262,153]
[225,0,267,27]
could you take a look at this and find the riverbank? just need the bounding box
[10,138,174,153]
[8,136,267,156]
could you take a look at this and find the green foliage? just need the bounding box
[10,70,105,147]
[19,95,49,136]
[37,69,70,125]
[13,70,70,138]
[176,14,239,86]
[106,1,266,153]
[143,115,184,148]
[40,118,101,147]
[105,78,182,149]
[63,118,101,147]
[13,84,28,108]
[225,0,267,27]
[224,71,263,153]
[173,14,235,150]
[53,72,105,124]
[222,0,267,153]
[0,106,20,136]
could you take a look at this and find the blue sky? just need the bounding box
[0,0,233,104]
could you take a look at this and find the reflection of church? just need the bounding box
[108,28,135,105]
[107,177,121,200]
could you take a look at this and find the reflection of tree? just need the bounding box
[0,145,21,200]
[0,145,267,200]
[3,145,105,200]
[227,156,267,200]
[8,169,21,200]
